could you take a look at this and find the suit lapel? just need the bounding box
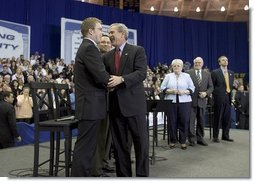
[192,70,199,85]
[218,69,225,84]
[119,44,130,74]
[109,50,116,74]
[191,69,200,85]
[228,71,234,87]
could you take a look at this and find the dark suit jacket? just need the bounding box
[0,100,19,144]
[74,38,110,120]
[103,43,147,117]
[211,68,234,105]
[186,69,214,108]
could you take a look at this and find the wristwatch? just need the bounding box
[121,77,125,83]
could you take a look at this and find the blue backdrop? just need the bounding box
[0,0,249,72]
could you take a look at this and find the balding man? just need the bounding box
[186,57,214,146]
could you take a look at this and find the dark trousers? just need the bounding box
[189,106,206,143]
[91,115,112,176]
[109,113,149,177]
[213,94,231,139]
[0,142,15,149]
[71,119,101,177]
[168,102,191,144]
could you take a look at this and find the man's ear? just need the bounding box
[88,28,93,35]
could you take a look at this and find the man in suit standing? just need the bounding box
[91,34,115,177]
[71,17,111,177]
[186,57,214,146]
[104,23,149,177]
[0,91,21,149]
[211,56,234,143]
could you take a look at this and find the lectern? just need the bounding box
[146,99,172,165]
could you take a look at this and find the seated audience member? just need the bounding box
[0,91,21,149]
[16,86,33,123]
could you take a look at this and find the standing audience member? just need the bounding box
[104,23,149,177]
[91,34,115,177]
[15,86,33,123]
[211,56,234,142]
[160,59,195,150]
[71,17,111,177]
[186,57,214,146]
[0,91,21,149]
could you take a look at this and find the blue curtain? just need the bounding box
[0,0,249,72]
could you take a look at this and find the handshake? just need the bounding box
[107,75,124,89]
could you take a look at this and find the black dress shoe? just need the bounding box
[181,144,187,150]
[197,140,208,146]
[102,165,115,173]
[169,144,176,149]
[92,173,110,177]
[222,138,234,142]
[212,138,220,143]
[189,142,195,146]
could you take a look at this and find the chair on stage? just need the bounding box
[52,83,78,176]
[30,82,78,177]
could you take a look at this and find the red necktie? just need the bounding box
[115,48,120,74]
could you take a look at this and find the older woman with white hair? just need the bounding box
[160,59,195,150]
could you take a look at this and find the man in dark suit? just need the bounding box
[0,91,21,149]
[211,56,234,143]
[103,23,149,177]
[186,57,214,146]
[71,17,111,177]
[91,35,115,177]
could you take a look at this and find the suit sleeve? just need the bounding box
[8,106,19,138]
[206,72,214,96]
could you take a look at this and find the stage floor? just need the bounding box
[0,128,250,178]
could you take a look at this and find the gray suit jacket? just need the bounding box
[186,69,214,108]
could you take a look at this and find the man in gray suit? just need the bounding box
[186,57,214,146]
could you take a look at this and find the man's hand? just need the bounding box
[16,136,22,142]
[199,92,207,98]
[108,75,123,88]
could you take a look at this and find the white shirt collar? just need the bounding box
[84,37,99,48]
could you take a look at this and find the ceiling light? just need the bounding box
[196,7,200,12]
[150,6,155,11]
[220,6,225,12]
[244,5,249,11]
[174,7,179,12]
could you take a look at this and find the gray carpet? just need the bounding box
[0,128,250,178]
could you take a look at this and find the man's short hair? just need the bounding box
[2,91,12,99]
[81,17,102,37]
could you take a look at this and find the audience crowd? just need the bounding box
[0,53,249,149]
